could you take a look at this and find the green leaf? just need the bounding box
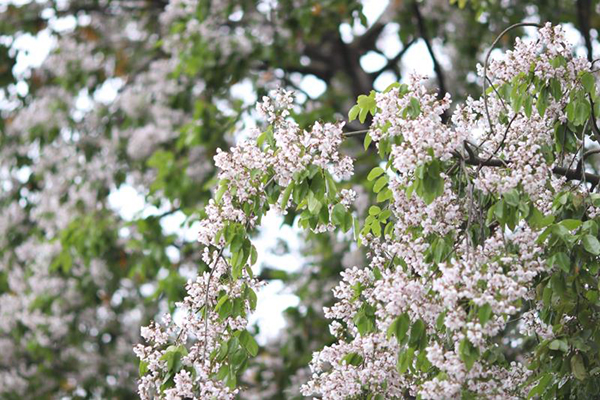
[511,90,524,113]
[383,82,401,93]
[342,211,353,233]
[566,101,576,123]
[550,252,571,273]
[310,172,326,198]
[585,290,599,303]
[230,233,245,253]
[571,354,587,380]
[527,374,552,399]
[215,294,230,312]
[307,192,321,214]
[549,339,568,352]
[357,93,376,110]
[160,345,187,373]
[478,303,493,326]
[355,92,377,123]
[324,171,338,199]
[369,206,381,216]
[397,347,414,374]
[364,132,373,150]
[581,72,595,93]
[368,167,385,181]
[247,287,257,310]
[257,131,268,147]
[293,180,309,204]
[139,360,149,376]
[225,367,237,389]
[459,339,478,371]
[379,209,391,220]
[215,340,229,362]
[583,220,598,235]
[371,220,381,236]
[387,313,410,343]
[359,107,369,123]
[373,176,388,193]
[239,330,259,357]
[559,219,582,230]
[537,88,549,117]
[231,252,244,279]
[528,207,554,229]
[550,55,566,68]
[503,189,520,206]
[409,97,421,117]
[331,203,346,225]
[280,182,294,208]
[353,305,376,335]
[408,319,425,347]
[550,78,562,100]
[523,95,533,117]
[215,179,229,204]
[353,216,360,241]
[341,352,364,366]
[216,364,229,380]
[582,235,600,255]
[377,188,393,202]
[348,104,360,121]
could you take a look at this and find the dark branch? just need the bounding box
[552,165,600,186]
[337,36,374,99]
[589,96,600,143]
[481,22,541,144]
[412,2,447,100]
[455,147,600,186]
[355,23,387,56]
[369,37,416,80]
[353,2,400,55]
[576,0,594,62]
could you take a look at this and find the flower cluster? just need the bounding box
[302,23,594,399]
[136,88,354,398]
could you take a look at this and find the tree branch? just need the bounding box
[455,148,600,186]
[353,1,400,55]
[369,37,416,80]
[481,22,541,144]
[576,0,594,62]
[355,23,387,56]
[337,36,374,99]
[412,2,447,100]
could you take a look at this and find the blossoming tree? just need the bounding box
[136,22,600,399]
[2,0,600,399]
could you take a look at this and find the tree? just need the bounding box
[1,1,600,399]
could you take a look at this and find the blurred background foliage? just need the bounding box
[0,0,598,398]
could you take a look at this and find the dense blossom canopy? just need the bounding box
[2,0,600,399]
[136,22,600,398]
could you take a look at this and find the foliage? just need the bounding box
[2,0,600,399]
[138,22,600,399]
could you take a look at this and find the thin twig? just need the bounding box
[343,129,369,137]
[477,112,519,173]
[482,23,541,140]
[583,148,600,160]
[202,175,275,360]
[370,38,417,79]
